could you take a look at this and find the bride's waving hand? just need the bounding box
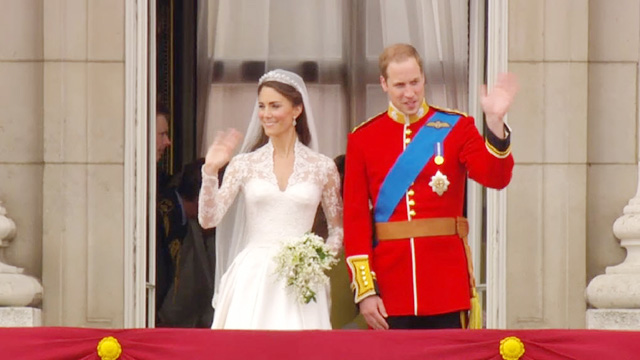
[204,129,243,176]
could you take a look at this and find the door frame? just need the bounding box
[124,0,153,328]
[122,0,510,328]
[484,0,510,329]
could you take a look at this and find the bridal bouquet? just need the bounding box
[273,232,338,304]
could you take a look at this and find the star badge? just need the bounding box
[429,170,450,196]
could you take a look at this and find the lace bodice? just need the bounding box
[198,141,343,253]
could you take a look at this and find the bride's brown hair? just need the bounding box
[250,81,312,151]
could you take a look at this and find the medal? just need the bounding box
[434,142,444,165]
[429,170,450,196]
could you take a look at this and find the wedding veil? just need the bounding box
[212,69,319,306]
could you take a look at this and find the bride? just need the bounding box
[198,69,343,329]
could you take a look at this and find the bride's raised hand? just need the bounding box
[204,129,243,176]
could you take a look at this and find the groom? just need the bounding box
[343,43,518,330]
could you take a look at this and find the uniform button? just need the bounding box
[364,281,369,286]
[408,199,415,206]
[359,265,365,270]
[362,276,367,281]
[404,138,411,144]
[405,128,412,135]
[408,189,415,196]
[361,271,366,276]
[409,210,416,217]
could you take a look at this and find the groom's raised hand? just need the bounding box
[480,72,518,139]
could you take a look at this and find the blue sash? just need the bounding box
[374,111,460,222]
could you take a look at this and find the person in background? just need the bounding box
[156,158,216,328]
[156,108,173,191]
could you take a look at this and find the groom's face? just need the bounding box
[380,57,425,116]
[258,86,302,138]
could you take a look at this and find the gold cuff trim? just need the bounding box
[346,255,377,303]
[485,140,511,159]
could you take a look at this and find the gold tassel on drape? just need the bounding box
[457,217,482,329]
[468,288,482,329]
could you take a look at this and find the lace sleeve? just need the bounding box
[198,156,245,229]
[321,160,344,254]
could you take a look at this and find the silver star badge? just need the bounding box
[429,170,450,196]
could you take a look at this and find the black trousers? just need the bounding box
[387,311,465,329]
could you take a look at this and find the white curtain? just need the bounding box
[198,0,468,158]
[365,0,469,118]
[200,0,347,159]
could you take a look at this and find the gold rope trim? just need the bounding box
[485,140,511,158]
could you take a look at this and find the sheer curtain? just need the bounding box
[364,0,469,118]
[197,0,468,157]
[198,0,348,159]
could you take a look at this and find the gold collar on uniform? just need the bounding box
[387,100,429,125]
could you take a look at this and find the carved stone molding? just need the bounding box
[586,163,640,329]
[0,202,43,307]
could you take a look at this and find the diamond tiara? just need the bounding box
[258,70,304,95]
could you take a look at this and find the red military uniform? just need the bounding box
[343,101,513,317]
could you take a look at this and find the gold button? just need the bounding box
[408,199,415,206]
[364,281,369,286]
[405,128,412,135]
[362,276,367,281]
[409,210,416,217]
[404,138,411,144]
[361,271,366,275]
[407,189,415,196]
[359,265,365,270]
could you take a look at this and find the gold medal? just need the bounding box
[434,142,444,165]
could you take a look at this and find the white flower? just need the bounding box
[273,232,339,304]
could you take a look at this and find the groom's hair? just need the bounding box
[251,81,311,151]
[379,43,424,80]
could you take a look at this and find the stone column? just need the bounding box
[586,163,640,330]
[42,0,126,327]
[507,0,588,328]
[0,202,43,327]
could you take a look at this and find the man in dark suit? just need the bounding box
[156,158,216,328]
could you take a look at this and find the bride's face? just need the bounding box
[257,86,302,139]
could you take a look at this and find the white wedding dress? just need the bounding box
[198,140,343,330]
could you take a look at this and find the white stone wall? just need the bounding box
[586,0,639,282]
[507,0,589,328]
[41,0,125,327]
[0,0,44,284]
[507,0,640,328]
[1,0,639,329]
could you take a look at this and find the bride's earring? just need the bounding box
[293,117,297,126]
